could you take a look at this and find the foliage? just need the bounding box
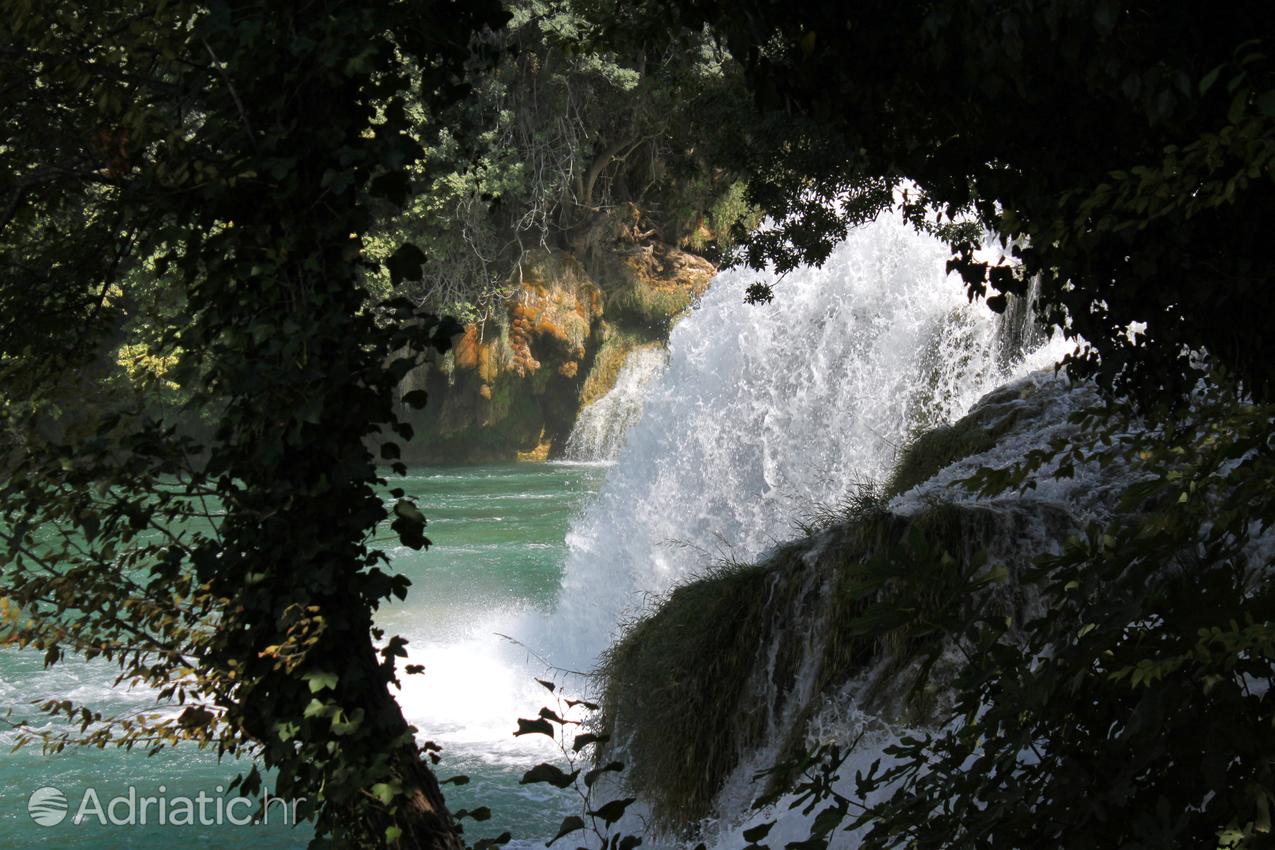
[513,680,645,849]
[363,0,756,320]
[734,390,1275,850]
[659,0,1275,403]
[0,1,509,848]
[850,391,1275,850]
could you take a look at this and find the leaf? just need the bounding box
[370,170,412,208]
[402,390,428,409]
[385,242,427,285]
[584,761,624,788]
[572,732,608,752]
[519,762,579,789]
[586,797,635,825]
[514,717,555,738]
[547,815,585,845]
[391,499,429,550]
[742,823,774,842]
[539,707,568,724]
[810,803,847,836]
[305,672,339,693]
[1200,64,1224,94]
[471,833,512,850]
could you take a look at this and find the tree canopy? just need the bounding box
[660,0,1275,404]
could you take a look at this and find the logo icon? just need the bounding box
[27,786,68,827]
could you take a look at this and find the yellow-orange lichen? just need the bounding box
[454,325,482,370]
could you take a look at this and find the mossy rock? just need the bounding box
[886,378,1051,498]
[597,563,775,828]
[593,243,714,329]
[577,325,661,410]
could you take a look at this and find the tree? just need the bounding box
[1,1,506,847]
[361,0,756,321]
[655,0,1275,404]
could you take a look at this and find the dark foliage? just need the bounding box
[658,0,1275,403]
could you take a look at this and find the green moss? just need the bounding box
[885,421,998,499]
[596,496,1023,824]
[886,378,1048,498]
[597,562,774,828]
[608,283,696,328]
[578,327,656,409]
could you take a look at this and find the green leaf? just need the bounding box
[305,672,339,693]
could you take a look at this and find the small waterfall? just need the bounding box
[539,209,1069,669]
[563,347,669,462]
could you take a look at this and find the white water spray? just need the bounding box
[542,210,1067,669]
[398,207,1067,801]
[563,347,669,462]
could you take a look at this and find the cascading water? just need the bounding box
[540,211,1068,670]
[562,347,669,463]
[392,206,1069,843]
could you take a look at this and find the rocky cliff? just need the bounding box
[391,241,714,463]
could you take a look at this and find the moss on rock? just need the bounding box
[885,377,1054,498]
[596,562,776,829]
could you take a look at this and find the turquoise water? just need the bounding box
[0,463,608,849]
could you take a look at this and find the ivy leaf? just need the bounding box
[369,170,411,208]
[305,672,339,693]
[586,797,635,825]
[584,761,624,788]
[391,499,429,550]
[519,762,578,788]
[514,717,555,738]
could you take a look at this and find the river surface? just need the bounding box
[0,463,607,849]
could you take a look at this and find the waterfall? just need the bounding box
[563,347,669,462]
[395,207,1069,828]
[539,209,1069,669]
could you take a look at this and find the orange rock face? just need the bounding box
[399,241,715,463]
